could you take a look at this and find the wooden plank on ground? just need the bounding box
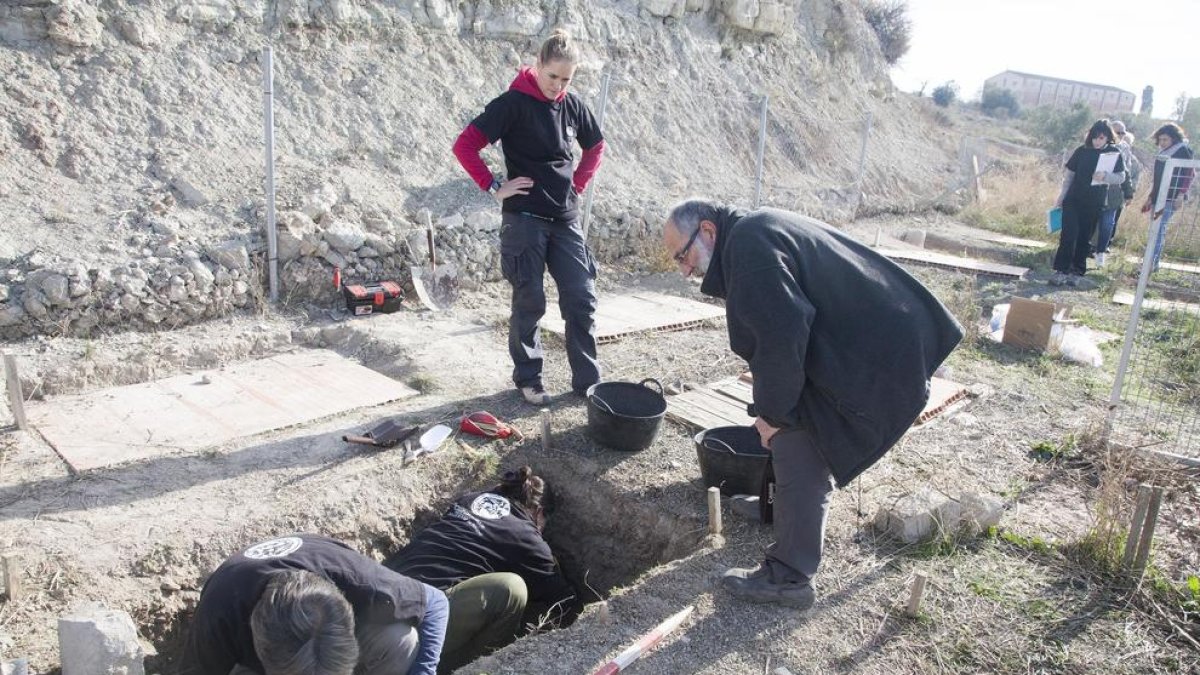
[541,291,725,343]
[1123,256,1200,275]
[976,233,1048,249]
[26,349,420,472]
[877,248,1028,280]
[1112,291,1200,316]
[669,373,967,431]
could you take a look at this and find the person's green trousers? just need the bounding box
[440,572,528,673]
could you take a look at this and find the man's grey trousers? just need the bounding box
[765,427,836,584]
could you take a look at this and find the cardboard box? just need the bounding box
[1002,297,1073,353]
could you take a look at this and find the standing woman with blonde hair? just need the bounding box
[453,30,606,406]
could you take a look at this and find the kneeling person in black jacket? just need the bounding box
[180,534,448,675]
[385,467,576,673]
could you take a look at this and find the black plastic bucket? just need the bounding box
[695,425,770,496]
[586,379,667,452]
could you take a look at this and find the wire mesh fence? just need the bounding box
[1107,157,1200,459]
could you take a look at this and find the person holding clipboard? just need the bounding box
[1050,119,1125,286]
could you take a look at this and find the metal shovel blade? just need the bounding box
[409,262,460,311]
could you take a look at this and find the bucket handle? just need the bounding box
[639,378,664,396]
[589,393,617,415]
[702,437,740,455]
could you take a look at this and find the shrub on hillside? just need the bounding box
[931,81,958,108]
[1023,102,1093,152]
[862,0,911,65]
[981,87,1021,118]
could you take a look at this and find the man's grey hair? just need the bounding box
[251,570,359,675]
[667,197,723,235]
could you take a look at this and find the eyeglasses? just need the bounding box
[673,226,703,264]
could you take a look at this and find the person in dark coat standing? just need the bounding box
[452,29,606,406]
[1141,122,1194,271]
[1051,119,1126,286]
[662,199,963,609]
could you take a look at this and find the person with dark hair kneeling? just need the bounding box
[180,534,448,675]
[384,467,576,673]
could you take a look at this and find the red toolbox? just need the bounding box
[341,280,404,315]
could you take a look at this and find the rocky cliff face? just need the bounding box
[0,0,961,339]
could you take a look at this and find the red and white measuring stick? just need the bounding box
[591,605,695,675]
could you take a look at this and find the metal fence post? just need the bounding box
[753,94,768,207]
[852,112,873,212]
[262,46,279,303]
[581,71,612,240]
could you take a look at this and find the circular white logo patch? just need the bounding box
[470,494,511,520]
[243,537,303,560]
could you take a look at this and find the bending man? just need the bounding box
[662,199,963,610]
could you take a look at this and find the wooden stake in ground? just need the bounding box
[591,605,694,675]
[540,410,552,452]
[4,354,28,431]
[2,553,22,601]
[1131,487,1164,578]
[707,487,722,536]
[1122,484,1152,571]
[905,572,928,617]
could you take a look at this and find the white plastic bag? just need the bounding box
[1060,326,1103,367]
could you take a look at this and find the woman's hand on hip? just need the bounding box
[495,177,534,201]
[754,416,779,450]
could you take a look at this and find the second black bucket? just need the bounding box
[586,379,667,452]
[695,425,770,496]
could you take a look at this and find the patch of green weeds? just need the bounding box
[912,533,962,559]
[406,373,439,394]
[968,576,1001,599]
[1015,248,1054,271]
[996,528,1055,556]
[1029,434,1079,462]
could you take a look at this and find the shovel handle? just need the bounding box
[342,434,378,447]
[425,211,437,269]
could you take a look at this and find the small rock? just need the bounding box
[171,175,210,206]
[40,273,70,306]
[873,488,961,544]
[206,241,250,272]
[950,413,977,427]
[58,603,146,675]
[324,222,366,253]
[959,492,1003,534]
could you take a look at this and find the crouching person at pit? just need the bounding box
[384,466,577,673]
[180,534,448,675]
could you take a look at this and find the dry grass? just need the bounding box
[960,158,1061,241]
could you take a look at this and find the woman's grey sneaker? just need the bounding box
[719,568,815,610]
[521,385,551,406]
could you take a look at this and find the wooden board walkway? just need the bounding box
[1112,291,1200,317]
[27,350,419,472]
[1123,256,1200,275]
[667,374,968,431]
[541,291,725,344]
[976,233,1048,249]
[877,248,1028,280]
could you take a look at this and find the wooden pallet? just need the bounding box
[667,374,967,431]
[541,291,725,344]
[877,248,1029,280]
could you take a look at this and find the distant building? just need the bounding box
[984,70,1135,113]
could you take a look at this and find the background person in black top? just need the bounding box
[452,30,606,406]
[1051,119,1126,286]
[180,534,448,675]
[384,467,577,673]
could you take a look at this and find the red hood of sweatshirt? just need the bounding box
[509,66,567,103]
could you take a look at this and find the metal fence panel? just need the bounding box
[1107,157,1200,459]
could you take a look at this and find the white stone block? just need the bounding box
[58,604,145,675]
[959,492,1004,534]
[874,487,961,543]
